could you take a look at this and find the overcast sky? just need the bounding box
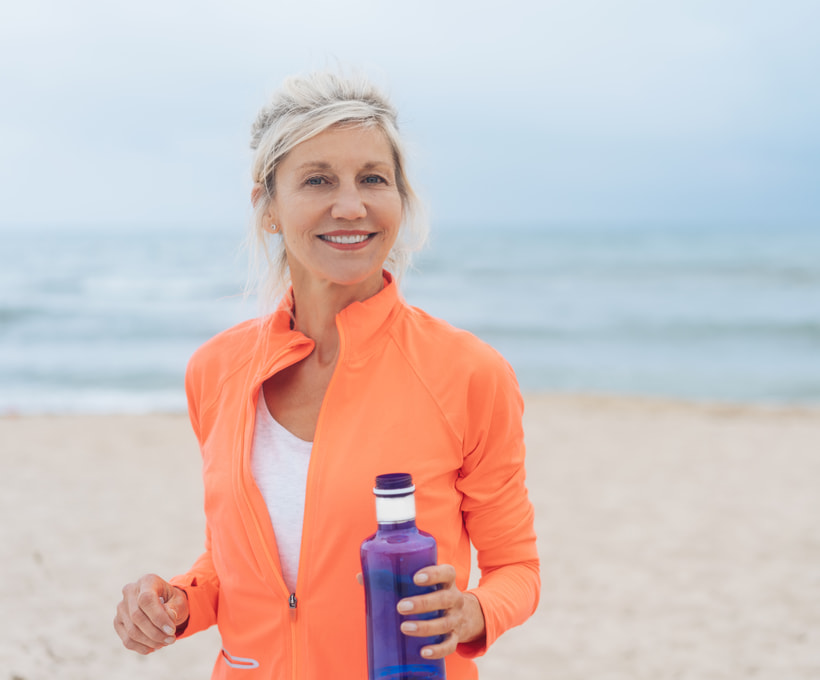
[1,0,818,231]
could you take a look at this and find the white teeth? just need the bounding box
[321,234,370,244]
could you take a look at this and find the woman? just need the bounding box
[114,71,540,679]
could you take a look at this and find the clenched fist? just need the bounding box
[114,574,190,655]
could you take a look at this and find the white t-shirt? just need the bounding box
[250,388,312,593]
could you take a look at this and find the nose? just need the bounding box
[330,182,367,221]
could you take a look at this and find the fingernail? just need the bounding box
[162,625,175,636]
[415,573,429,584]
[401,622,418,632]
[421,648,433,658]
[397,600,413,612]
[164,636,175,644]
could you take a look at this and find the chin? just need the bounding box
[325,265,386,289]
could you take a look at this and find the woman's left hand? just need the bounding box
[396,564,486,659]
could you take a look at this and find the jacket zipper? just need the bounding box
[290,322,346,680]
[236,341,312,677]
[289,592,298,680]
[244,327,345,678]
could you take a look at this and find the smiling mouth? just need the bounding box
[318,233,375,245]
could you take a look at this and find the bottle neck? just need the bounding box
[377,519,417,532]
[375,492,416,525]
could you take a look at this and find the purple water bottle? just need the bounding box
[360,473,447,680]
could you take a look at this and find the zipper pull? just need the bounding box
[289,592,298,609]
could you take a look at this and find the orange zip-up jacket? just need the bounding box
[170,274,540,679]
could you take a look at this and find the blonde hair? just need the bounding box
[248,71,428,306]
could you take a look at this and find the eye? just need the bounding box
[305,176,328,186]
[362,175,387,185]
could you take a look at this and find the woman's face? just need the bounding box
[266,124,403,298]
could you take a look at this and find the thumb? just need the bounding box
[160,587,189,627]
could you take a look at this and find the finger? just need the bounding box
[162,586,190,629]
[115,599,174,653]
[146,576,185,632]
[135,586,178,640]
[397,585,461,616]
[124,600,176,648]
[419,633,459,660]
[121,578,178,645]
[113,614,159,655]
[400,611,457,638]
[412,564,457,588]
[397,564,459,615]
[355,572,364,586]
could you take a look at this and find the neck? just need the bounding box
[289,272,385,365]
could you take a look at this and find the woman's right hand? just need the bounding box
[114,573,190,655]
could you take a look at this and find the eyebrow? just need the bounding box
[293,161,394,173]
[294,162,332,172]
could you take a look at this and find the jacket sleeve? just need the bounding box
[169,529,220,638]
[168,351,220,638]
[454,351,540,658]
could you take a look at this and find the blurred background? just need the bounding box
[2,7,819,680]
[1,0,819,413]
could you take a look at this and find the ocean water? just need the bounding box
[1,222,818,414]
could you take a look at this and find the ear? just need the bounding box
[253,183,280,235]
[263,202,279,233]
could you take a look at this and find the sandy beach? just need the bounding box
[1,394,819,679]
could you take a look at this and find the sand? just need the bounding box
[1,395,819,679]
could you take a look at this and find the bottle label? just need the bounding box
[375,494,416,524]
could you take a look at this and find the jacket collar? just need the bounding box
[267,270,404,364]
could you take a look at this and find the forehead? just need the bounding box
[283,124,395,169]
